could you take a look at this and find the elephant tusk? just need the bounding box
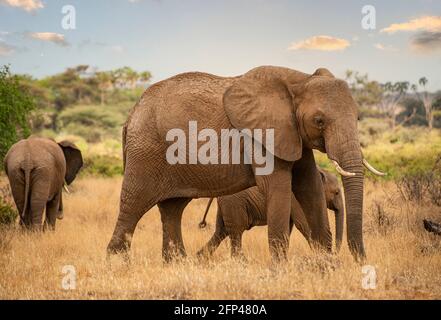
[332,160,356,177]
[63,183,70,194]
[362,159,387,176]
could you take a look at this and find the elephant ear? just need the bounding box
[58,141,83,185]
[317,167,327,183]
[223,76,302,162]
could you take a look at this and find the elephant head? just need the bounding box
[223,66,384,260]
[318,167,344,252]
[57,141,83,185]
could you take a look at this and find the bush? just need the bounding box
[59,105,124,128]
[0,185,17,226]
[82,155,123,177]
[0,200,17,225]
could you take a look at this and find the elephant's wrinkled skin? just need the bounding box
[107,65,366,262]
[197,168,344,258]
[4,137,83,230]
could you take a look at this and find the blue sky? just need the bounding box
[0,0,440,90]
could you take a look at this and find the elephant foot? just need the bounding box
[196,247,213,262]
[162,247,187,264]
[107,237,131,257]
[43,221,55,232]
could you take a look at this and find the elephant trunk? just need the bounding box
[341,157,365,261]
[327,136,365,261]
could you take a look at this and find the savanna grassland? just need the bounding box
[1,156,441,299]
[1,65,441,299]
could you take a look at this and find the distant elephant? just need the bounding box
[196,167,344,258]
[107,66,383,262]
[4,137,83,230]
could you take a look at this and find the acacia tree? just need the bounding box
[345,70,382,108]
[379,81,409,129]
[0,65,35,166]
[412,77,435,130]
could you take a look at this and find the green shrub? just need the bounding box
[0,198,17,225]
[82,155,123,177]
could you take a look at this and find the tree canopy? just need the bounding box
[0,65,35,165]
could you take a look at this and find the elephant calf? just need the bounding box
[4,137,83,230]
[197,167,343,258]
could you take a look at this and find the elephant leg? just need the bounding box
[158,197,191,262]
[29,196,46,231]
[292,149,332,252]
[8,174,29,226]
[197,209,227,258]
[44,192,61,231]
[256,160,293,262]
[290,193,312,244]
[28,176,50,231]
[107,174,160,254]
[230,232,243,258]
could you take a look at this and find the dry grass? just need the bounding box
[1,177,441,299]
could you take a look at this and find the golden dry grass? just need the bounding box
[1,176,441,299]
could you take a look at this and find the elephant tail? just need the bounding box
[199,198,214,228]
[20,152,32,220]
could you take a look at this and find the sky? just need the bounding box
[0,0,441,90]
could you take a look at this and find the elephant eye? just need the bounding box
[314,116,325,129]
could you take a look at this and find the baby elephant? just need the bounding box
[4,137,83,230]
[197,167,343,258]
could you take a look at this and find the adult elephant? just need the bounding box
[4,137,83,230]
[107,66,382,262]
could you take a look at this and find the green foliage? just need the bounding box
[364,126,441,179]
[316,118,441,180]
[0,65,35,166]
[82,155,123,177]
[345,70,383,107]
[58,105,125,142]
[0,198,17,225]
[396,97,427,127]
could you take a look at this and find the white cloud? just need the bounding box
[374,43,398,52]
[381,16,441,34]
[288,35,350,51]
[0,0,44,12]
[0,43,15,56]
[27,32,69,46]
